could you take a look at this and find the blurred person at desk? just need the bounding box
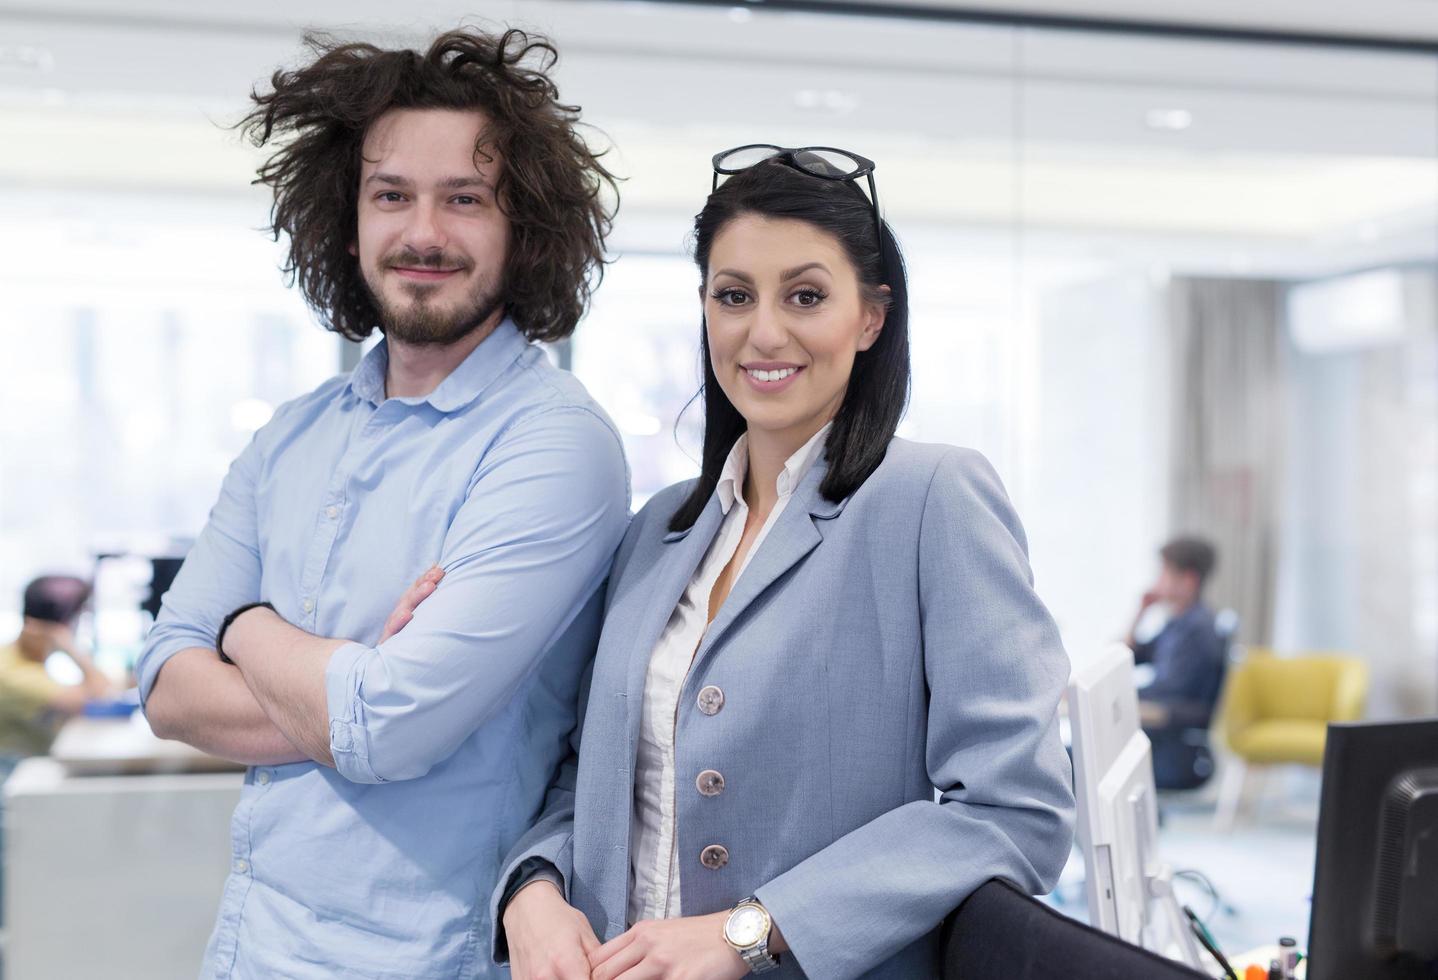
[0,575,117,762]
[0,575,118,924]
[1126,537,1226,789]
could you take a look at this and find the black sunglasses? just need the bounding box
[711,144,882,245]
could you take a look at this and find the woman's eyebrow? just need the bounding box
[713,268,755,285]
[781,261,829,281]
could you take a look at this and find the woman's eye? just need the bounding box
[714,288,750,306]
[792,289,825,307]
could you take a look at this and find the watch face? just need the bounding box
[726,905,767,948]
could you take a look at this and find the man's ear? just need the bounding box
[857,284,891,352]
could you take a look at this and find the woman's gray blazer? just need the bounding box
[491,439,1076,979]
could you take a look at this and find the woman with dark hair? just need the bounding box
[483,148,1074,980]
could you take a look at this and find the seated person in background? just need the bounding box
[0,575,117,764]
[0,575,118,922]
[1126,537,1226,789]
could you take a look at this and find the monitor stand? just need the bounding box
[1146,861,1205,968]
[1132,787,1205,969]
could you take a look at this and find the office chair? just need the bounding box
[1153,608,1238,793]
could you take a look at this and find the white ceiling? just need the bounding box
[1,0,1435,275]
[841,0,1438,45]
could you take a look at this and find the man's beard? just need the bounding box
[364,250,506,347]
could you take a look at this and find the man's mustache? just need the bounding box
[383,249,471,271]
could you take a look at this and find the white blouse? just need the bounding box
[628,422,832,924]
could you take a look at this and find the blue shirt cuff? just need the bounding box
[325,640,383,783]
[136,629,212,708]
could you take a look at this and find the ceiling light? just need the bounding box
[1144,108,1193,131]
[794,89,858,114]
[0,45,55,73]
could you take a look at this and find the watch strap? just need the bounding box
[740,944,780,973]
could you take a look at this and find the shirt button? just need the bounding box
[256,770,271,786]
[697,686,725,716]
[302,598,315,613]
[696,770,725,797]
[232,858,249,875]
[325,505,339,520]
[700,844,729,870]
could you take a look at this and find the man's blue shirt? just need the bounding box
[137,321,630,979]
[1135,602,1225,729]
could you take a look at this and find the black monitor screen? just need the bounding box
[1308,718,1438,980]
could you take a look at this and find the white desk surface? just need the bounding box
[5,755,243,796]
[45,713,245,775]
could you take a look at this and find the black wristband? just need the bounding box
[215,601,275,664]
[500,858,563,913]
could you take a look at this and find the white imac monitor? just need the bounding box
[1068,643,1202,967]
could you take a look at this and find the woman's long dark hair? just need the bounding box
[668,157,911,532]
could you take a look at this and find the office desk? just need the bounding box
[50,713,245,776]
[1229,945,1308,978]
[4,719,244,980]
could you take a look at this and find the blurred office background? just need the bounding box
[1,0,1436,974]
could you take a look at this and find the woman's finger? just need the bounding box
[591,939,646,980]
[589,927,639,972]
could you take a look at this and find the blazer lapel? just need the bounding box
[689,455,844,674]
[622,493,726,744]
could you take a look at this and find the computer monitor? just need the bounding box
[1068,643,1202,968]
[1308,718,1438,980]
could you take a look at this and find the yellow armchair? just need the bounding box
[1214,650,1368,827]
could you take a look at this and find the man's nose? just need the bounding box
[403,200,447,254]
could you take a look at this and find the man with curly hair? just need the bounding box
[137,27,629,978]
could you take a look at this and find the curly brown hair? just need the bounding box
[239,27,619,343]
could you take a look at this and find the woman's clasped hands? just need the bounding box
[505,883,749,980]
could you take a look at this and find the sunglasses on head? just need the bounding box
[710,144,882,246]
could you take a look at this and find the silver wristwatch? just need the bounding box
[723,896,779,973]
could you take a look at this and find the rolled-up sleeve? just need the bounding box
[136,428,265,708]
[323,406,629,785]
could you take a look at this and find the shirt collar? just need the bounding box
[716,421,833,515]
[345,318,530,413]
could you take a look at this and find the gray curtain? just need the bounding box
[1167,277,1286,645]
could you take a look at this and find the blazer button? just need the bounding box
[696,769,725,797]
[696,685,725,715]
[700,844,729,870]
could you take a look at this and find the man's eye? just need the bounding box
[377,192,405,203]
[452,195,479,206]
